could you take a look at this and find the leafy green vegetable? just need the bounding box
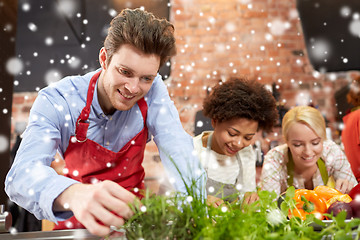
[109,155,360,239]
[108,185,360,240]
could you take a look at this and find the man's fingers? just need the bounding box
[56,181,139,237]
[103,180,137,204]
[101,196,134,220]
[81,214,112,237]
[77,201,126,235]
[91,204,126,228]
[94,182,136,219]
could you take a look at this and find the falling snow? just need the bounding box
[2,3,360,224]
[27,22,37,32]
[65,221,73,229]
[349,19,360,37]
[0,135,9,153]
[268,19,290,36]
[5,57,24,75]
[56,0,78,18]
[44,69,62,85]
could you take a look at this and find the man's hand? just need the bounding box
[54,180,137,237]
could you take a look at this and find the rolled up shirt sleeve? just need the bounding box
[5,92,79,223]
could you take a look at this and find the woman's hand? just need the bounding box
[335,179,355,194]
[206,195,224,207]
[243,192,259,205]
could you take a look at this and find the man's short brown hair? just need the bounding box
[104,8,176,68]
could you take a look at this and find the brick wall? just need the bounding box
[167,0,359,135]
[10,0,360,191]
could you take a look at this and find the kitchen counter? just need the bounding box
[0,229,126,240]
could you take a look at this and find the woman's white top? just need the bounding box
[193,131,257,192]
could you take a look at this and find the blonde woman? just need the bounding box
[260,105,356,195]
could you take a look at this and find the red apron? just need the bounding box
[54,70,148,229]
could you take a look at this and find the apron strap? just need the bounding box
[287,149,329,186]
[74,70,148,142]
[137,98,148,125]
[75,70,101,141]
[79,70,101,122]
[317,157,329,185]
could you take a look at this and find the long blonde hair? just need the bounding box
[282,106,326,141]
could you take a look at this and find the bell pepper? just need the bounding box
[326,194,352,208]
[289,189,327,220]
[314,185,342,201]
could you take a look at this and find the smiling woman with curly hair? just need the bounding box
[193,77,278,206]
[202,78,278,132]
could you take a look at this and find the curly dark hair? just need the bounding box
[202,78,279,133]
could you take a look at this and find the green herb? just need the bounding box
[110,155,360,239]
[112,185,360,240]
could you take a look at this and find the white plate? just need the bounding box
[311,219,352,231]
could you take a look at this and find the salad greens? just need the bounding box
[112,184,360,240]
[110,157,360,239]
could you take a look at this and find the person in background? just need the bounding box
[341,76,360,183]
[5,8,205,237]
[193,78,278,206]
[260,105,357,196]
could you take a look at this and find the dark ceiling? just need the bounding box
[14,0,170,92]
[297,0,360,73]
[12,0,360,93]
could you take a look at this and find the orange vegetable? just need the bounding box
[314,185,342,201]
[289,189,327,220]
[326,194,352,208]
[289,207,307,220]
[289,207,324,221]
